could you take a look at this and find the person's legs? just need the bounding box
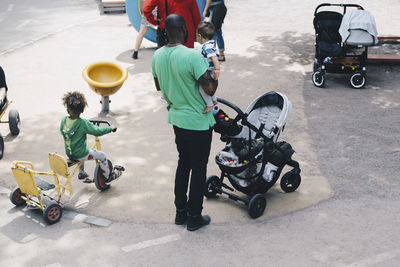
[78,149,110,178]
[133,24,149,59]
[173,126,191,212]
[214,29,225,61]
[186,128,212,216]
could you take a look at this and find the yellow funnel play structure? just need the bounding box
[82,62,128,114]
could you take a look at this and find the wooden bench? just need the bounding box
[101,0,126,14]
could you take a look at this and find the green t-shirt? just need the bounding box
[60,117,112,160]
[152,45,215,130]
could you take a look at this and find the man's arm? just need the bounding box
[198,71,218,96]
[153,77,161,91]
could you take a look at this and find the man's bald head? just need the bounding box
[165,14,187,44]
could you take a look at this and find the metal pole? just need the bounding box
[100,96,110,115]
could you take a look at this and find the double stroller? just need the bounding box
[206,91,301,218]
[312,3,378,88]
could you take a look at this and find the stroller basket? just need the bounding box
[215,153,253,174]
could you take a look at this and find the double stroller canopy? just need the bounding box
[339,9,378,46]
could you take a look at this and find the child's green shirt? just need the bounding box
[60,117,112,160]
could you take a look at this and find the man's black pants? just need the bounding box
[173,126,212,216]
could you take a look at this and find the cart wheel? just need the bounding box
[94,159,112,191]
[9,109,20,136]
[204,175,220,198]
[312,69,325,87]
[43,203,63,224]
[0,133,3,160]
[350,72,366,89]
[280,170,301,193]
[10,187,26,206]
[248,194,266,219]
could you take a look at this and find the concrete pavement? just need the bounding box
[0,0,400,266]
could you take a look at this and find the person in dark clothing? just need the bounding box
[203,0,227,61]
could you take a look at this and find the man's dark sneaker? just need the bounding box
[132,51,138,59]
[175,209,188,225]
[187,215,211,231]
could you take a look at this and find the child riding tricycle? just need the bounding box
[9,91,124,224]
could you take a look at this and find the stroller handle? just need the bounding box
[314,3,363,16]
[217,98,245,116]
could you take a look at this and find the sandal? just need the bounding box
[218,55,226,62]
[78,172,89,180]
[82,178,93,183]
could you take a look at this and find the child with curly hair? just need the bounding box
[60,91,120,182]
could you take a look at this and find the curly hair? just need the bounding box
[62,91,88,114]
[197,21,215,40]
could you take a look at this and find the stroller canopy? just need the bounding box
[339,9,378,46]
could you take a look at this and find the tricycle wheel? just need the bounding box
[94,160,112,191]
[280,170,301,193]
[248,194,266,219]
[9,109,20,136]
[10,187,26,206]
[0,133,4,160]
[204,175,220,198]
[43,203,62,224]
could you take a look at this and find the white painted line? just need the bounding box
[347,248,400,267]
[86,216,112,227]
[121,234,181,252]
[63,211,88,223]
[16,20,33,29]
[43,263,63,267]
[0,186,11,194]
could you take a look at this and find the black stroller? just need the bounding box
[312,3,378,89]
[205,91,301,218]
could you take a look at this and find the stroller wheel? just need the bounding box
[205,175,220,198]
[0,133,3,160]
[349,71,366,89]
[280,170,301,193]
[312,69,326,87]
[43,203,63,224]
[248,194,266,219]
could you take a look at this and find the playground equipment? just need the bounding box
[0,100,21,159]
[82,62,128,115]
[9,120,124,224]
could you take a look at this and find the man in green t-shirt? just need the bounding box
[152,14,218,231]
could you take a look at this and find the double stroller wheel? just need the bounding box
[349,71,366,89]
[312,68,326,87]
[248,194,266,219]
[0,133,3,160]
[205,175,220,198]
[280,170,301,193]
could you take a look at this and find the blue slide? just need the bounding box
[126,0,206,43]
